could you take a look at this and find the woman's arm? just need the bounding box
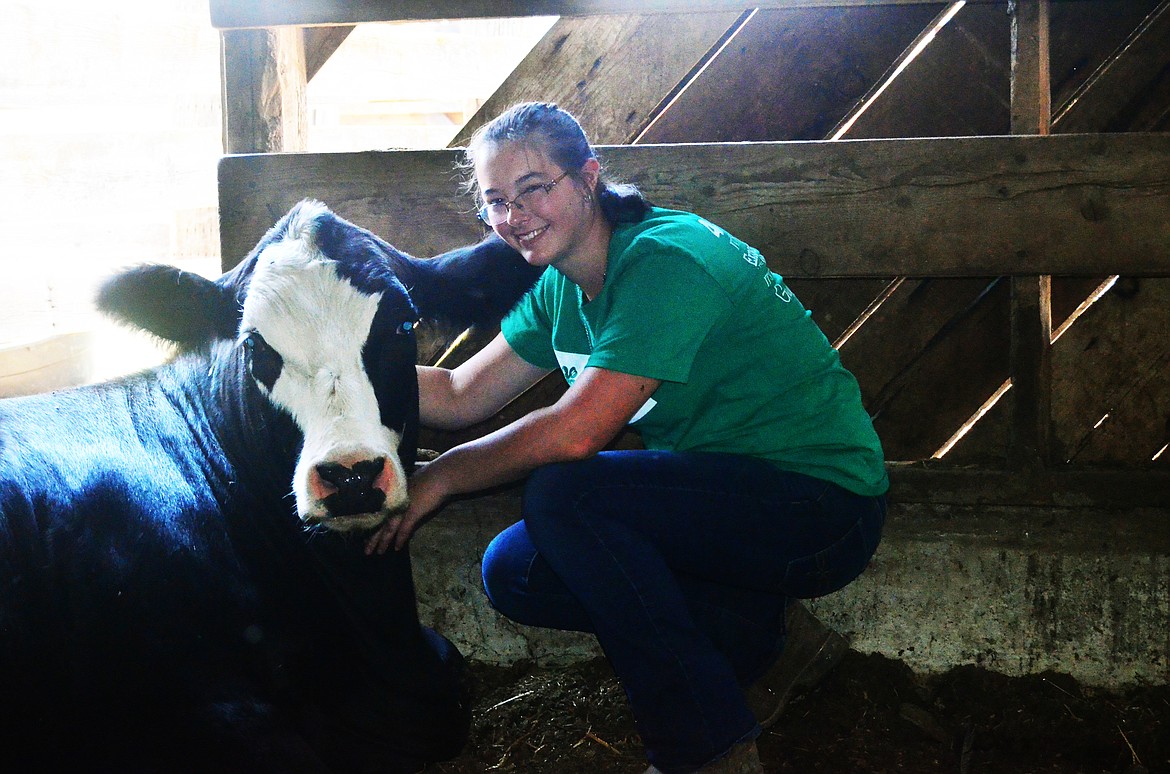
[367,364,661,553]
[417,332,551,431]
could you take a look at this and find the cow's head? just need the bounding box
[97,200,539,533]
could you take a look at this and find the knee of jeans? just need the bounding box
[482,528,533,626]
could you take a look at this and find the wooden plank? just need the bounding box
[1075,352,1170,466]
[218,134,1170,276]
[937,385,1010,464]
[868,278,1012,459]
[1008,274,1053,468]
[219,150,485,267]
[840,277,1009,454]
[888,463,1170,507]
[634,3,943,142]
[1052,0,1170,133]
[787,278,893,345]
[811,4,1010,461]
[805,4,1011,462]
[210,0,999,29]
[220,27,308,155]
[836,2,1012,139]
[449,12,746,147]
[0,333,93,399]
[1045,1,1170,465]
[1051,277,1170,465]
[304,26,354,82]
[1049,0,1161,113]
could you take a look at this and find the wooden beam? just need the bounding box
[1008,274,1053,469]
[812,3,1012,464]
[220,27,308,154]
[888,462,1170,508]
[210,0,1002,29]
[1010,0,1051,133]
[1051,277,1170,466]
[851,277,1012,460]
[1049,0,1162,114]
[1008,0,1052,471]
[304,25,354,82]
[218,133,1170,275]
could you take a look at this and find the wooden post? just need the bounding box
[1008,0,1052,471]
[220,27,308,155]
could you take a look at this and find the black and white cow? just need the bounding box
[0,200,539,773]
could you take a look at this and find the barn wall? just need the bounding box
[410,495,1170,687]
[214,0,1170,688]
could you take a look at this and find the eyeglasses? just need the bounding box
[478,171,570,225]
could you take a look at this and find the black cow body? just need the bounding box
[0,202,538,772]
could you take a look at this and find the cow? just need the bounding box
[0,200,540,773]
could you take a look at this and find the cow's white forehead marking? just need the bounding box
[240,237,382,368]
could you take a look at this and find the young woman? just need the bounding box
[366,102,888,774]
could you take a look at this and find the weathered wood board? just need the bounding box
[841,276,1010,459]
[0,333,94,399]
[1051,277,1170,465]
[219,134,1170,276]
[833,2,1012,139]
[1052,0,1170,133]
[450,12,746,147]
[210,0,999,29]
[634,3,942,143]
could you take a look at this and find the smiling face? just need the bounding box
[476,142,600,273]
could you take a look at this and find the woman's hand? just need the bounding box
[364,364,661,557]
[365,463,449,555]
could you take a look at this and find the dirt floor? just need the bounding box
[426,650,1170,773]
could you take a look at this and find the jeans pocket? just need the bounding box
[781,505,881,599]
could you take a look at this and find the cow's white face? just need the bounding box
[238,213,410,532]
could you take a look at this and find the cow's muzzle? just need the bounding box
[315,458,387,518]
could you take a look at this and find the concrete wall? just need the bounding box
[411,492,1170,688]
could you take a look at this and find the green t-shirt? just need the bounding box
[501,207,888,496]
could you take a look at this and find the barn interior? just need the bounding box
[210,0,1170,691]
[6,0,1169,770]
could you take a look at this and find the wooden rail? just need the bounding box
[219,133,1170,277]
[210,0,997,29]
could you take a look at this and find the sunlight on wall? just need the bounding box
[2,7,554,396]
[307,18,557,152]
[1,0,222,393]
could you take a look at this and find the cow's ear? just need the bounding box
[97,264,239,349]
[407,234,543,328]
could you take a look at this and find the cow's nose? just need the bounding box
[315,457,387,517]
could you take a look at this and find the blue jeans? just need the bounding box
[481,450,886,773]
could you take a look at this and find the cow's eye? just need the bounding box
[243,330,283,390]
[396,319,420,336]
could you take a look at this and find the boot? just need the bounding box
[744,601,848,729]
